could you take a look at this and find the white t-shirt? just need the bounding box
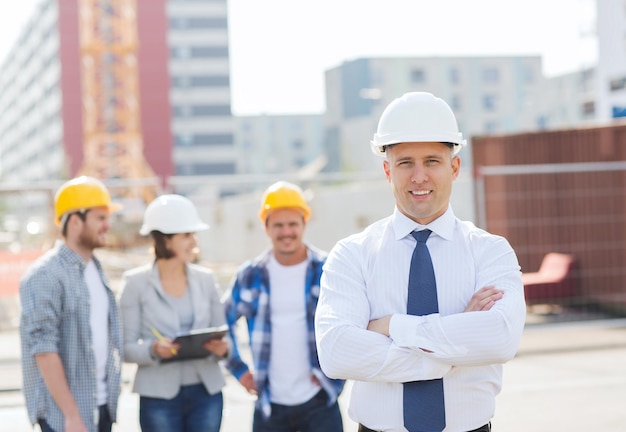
[267,254,320,405]
[84,260,109,406]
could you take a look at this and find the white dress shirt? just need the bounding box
[315,206,526,432]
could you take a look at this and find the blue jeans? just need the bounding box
[139,383,223,432]
[253,389,343,432]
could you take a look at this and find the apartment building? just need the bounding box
[596,0,626,122]
[234,114,324,176]
[0,0,234,184]
[323,56,544,173]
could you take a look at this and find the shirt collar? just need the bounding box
[57,242,89,267]
[391,205,456,241]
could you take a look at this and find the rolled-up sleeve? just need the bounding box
[21,269,62,356]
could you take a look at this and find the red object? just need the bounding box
[522,253,579,305]
[0,250,44,297]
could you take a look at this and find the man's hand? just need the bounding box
[239,371,258,395]
[465,286,503,312]
[368,315,392,336]
[65,414,88,432]
[35,353,87,432]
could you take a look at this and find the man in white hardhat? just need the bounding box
[315,92,526,432]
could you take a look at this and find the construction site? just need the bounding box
[2,1,626,329]
[1,2,626,431]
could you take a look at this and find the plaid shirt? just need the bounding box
[19,243,123,432]
[224,244,344,418]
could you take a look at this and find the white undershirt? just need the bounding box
[84,260,109,406]
[267,254,320,405]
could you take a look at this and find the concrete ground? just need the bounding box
[2,312,626,431]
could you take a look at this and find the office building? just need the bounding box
[0,0,234,185]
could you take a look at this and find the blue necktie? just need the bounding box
[404,229,446,432]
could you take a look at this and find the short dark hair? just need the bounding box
[61,210,89,237]
[383,142,455,153]
[150,231,175,259]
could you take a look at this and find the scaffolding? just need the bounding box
[78,0,156,202]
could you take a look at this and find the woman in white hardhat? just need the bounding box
[119,194,228,432]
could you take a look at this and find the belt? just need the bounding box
[358,423,491,432]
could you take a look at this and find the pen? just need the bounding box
[150,327,178,355]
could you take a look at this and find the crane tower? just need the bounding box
[77,0,157,201]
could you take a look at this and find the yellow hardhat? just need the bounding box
[258,181,311,222]
[54,176,122,225]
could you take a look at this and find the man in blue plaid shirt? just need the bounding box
[19,177,123,432]
[223,181,344,432]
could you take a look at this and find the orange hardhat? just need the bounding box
[258,181,311,222]
[54,176,122,225]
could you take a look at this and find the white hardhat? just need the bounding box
[371,92,466,157]
[139,194,209,235]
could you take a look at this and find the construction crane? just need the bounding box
[77,0,157,203]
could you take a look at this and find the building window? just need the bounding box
[410,69,426,83]
[484,121,499,133]
[482,94,497,111]
[172,105,231,117]
[580,69,594,91]
[172,46,190,59]
[449,68,460,84]
[524,67,534,84]
[192,105,231,116]
[175,162,236,175]
[173,105,192,117]
[482,67,499,84]
[189,75,229,87]
[169,17,228,30]
[174,133,233,146]
[170,46,228,59]
[177,134,193,146]
[582,101,595,116]
[612,106,626,118]
[172,76,191,88]
[536,115,548,129]
[450,95,461,111]
[190,46,229,58]
[610,76,626,92]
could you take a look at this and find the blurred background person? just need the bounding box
[223,181,345,432]
[120,194,228,432]
[20,176,123,432]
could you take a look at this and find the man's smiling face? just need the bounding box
[383,141,460,225]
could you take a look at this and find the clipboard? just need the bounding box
[162,324,229,363]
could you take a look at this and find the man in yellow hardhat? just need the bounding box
[223,181,345,432]
[19,176,124,432]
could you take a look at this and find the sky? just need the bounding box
[0,0,597,115]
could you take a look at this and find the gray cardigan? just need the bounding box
[120,262,227,398]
